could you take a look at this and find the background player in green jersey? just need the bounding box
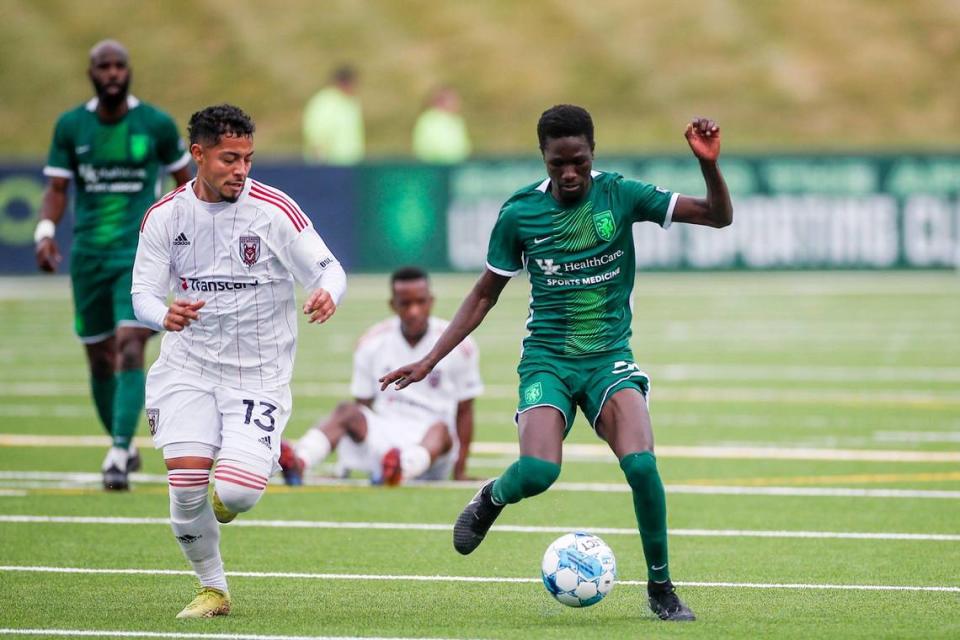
[381,104,732,621]
[34,40,191,491]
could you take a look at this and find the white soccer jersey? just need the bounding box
[351,317,483,430]
[133,178,343,390]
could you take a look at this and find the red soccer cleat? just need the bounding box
[278,439,304,486]
[381,447,403,486]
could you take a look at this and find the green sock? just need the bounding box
[491,455,561,505]
[112,369,145,449]
[90,375,116,438]
[620,451,670,582]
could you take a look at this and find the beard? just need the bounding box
[220,190,240,204]
[92,73,131,108]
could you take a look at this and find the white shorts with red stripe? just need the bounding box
[146,361,291,471]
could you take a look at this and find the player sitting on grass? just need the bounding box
[280,267,483,485]
[380,105,732,622]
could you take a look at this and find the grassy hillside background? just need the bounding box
[2,0,959,158]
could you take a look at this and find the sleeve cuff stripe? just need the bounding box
[486,262,521,277]
[662,192,679,229]
[163,152,191,173]
[43,167,73,178]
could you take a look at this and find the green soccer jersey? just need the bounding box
[44,96,188,256]
[486,170,676,358]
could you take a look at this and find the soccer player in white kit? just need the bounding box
[131,104,346,619]
[279,267,483,485]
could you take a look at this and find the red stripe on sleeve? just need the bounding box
[251,181,310,229]
[140,185,187,232]
[249,188,305,232]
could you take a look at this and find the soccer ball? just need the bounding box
[541,532,617,607]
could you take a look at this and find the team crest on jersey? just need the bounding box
[146,408,159,436]
[239,236,261,266]
[593,210,616,242]
[129,134,150,163]
[428,371,442,388]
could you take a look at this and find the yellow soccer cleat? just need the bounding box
[176,586,231,619]
[211,490,237,524]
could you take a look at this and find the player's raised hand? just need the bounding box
[164,299,205,332]
[380,359,434,391]
[35,238,62,273]
[684,117,721,162]
[303,288,336,324]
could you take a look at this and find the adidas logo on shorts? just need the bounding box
[258,435,271,449]
[173,232,191,246]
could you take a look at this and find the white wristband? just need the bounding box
[34,219,56,244]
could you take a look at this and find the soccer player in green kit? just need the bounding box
[35,40,190,490]
[381,104,732,621]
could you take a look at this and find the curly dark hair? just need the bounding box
[537,104,595,152]
[188,104,256,146]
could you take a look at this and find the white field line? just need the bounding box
[5,382,960,406]
[4,434,960,463]
[2,565,958,593]
[2,471,960,499]
[471,442,960,462]
[0,629,469,640]
[2,515,958,542]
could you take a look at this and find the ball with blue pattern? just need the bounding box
[541,532,617,607]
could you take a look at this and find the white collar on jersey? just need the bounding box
[536,170,602,193]
[85,95,141,112]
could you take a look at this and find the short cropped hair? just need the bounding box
[188,104,256,146]
[333,65,357,85]
[390,266,429,287]
[537,104,595,152]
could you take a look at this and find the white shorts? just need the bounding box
[145,361,292,469]
[335,406,454,481]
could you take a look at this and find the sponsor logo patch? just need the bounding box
[535,258,561,275]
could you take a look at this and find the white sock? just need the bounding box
[295,428,332,469]
[400,445,431,479]
[168,469,228,592]
[128,442,139,458]
[101,446,129,471]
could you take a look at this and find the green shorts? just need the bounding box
[516,351,651,436]
[69,251,145,343]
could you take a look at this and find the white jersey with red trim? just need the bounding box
[133,178,339,390]
[351,316,484,430]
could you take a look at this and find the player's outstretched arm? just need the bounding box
[380,269,510,390]
[671,117,733,228]
[35,177,70,272]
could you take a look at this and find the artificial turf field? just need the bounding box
[1,271,958,640]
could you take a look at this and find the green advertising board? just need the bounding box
[445,156,960,270]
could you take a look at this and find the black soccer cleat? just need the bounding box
[126,448,142,473]
[102,465,130,491]
[648,580,696,621]
[453,479,504,555]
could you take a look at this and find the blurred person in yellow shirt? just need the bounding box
[412,85,471,164]
[303,65,364,165]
